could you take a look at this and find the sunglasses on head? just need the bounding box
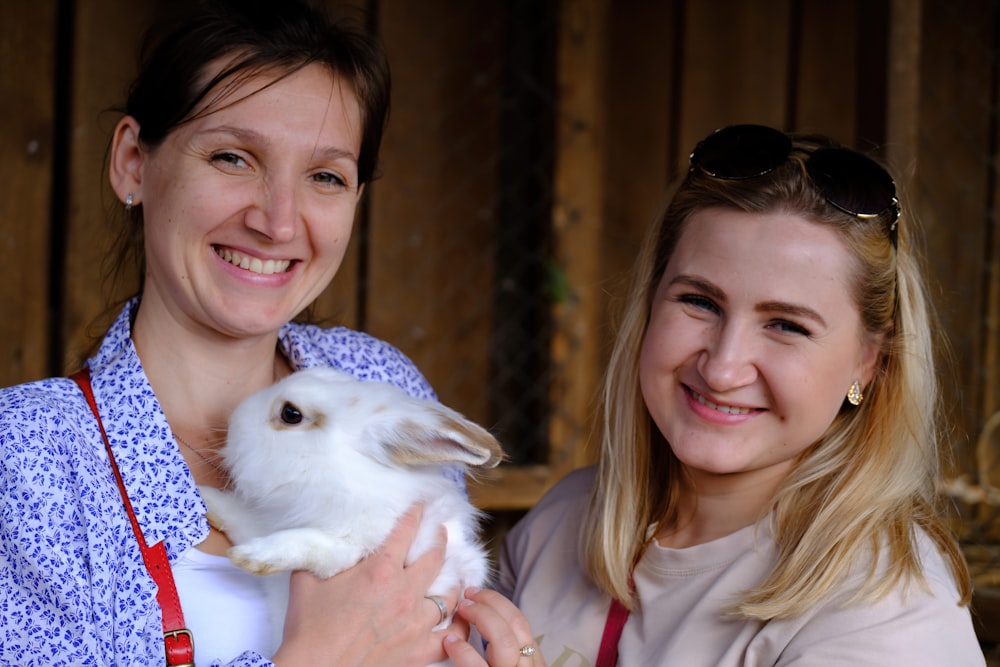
[689,124,900,247]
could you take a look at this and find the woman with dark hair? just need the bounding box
[482,125,986,666]
[0,2,492,664]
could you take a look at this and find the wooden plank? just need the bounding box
[604,0,679,356]
[980,0,1000,549]
[912,0,995,480]
[886,0,922,186]
[62,0,155,372]
[468,465,560,511]
[793,0,860,140]
[678,0,792,163]
[548,0,610,477]
[0,0,58,387]
[370,1,503,428]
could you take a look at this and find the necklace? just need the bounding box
[174,432,225,476]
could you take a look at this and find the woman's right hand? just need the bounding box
[270,505,464,667]
[443,588,547,667]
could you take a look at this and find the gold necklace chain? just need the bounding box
[171,352,288,476]
[174,432,224,474]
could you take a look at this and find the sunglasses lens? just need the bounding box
[692,124,793,179]
[807,148,897,218]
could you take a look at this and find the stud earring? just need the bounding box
[125,192,133,211]
[847,380,863,406]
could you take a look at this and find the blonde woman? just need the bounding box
[490,125,985,666]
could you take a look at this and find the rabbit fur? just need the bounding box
[199,366,505,656]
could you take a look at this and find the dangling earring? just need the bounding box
[847,380,863,406]
[125,192,133,211]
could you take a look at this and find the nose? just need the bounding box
[245,177,298,243]
[697,320,759,392]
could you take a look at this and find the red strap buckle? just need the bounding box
[164,628,195,666]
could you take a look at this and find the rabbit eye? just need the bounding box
[279,402,303,425]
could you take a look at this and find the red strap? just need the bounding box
[595,597,629,667]
[70,368,195,666]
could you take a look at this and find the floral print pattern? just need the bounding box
[0,299,454,666]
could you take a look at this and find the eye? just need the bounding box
[769,319,811,337]
[677,293,720,314]
[279,402,303,425]
[211,152,242,165]
[210,151,251,171]
[312,171,349,188]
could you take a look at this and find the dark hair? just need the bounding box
[86,0,390,360]
[126,0,389,184]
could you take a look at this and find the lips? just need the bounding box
[215,246,292,275]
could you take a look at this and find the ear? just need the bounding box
[855,331,884,388]
[377,409,506,470]
[109,115,146,207]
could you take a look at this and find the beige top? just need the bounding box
[496,466,985,667]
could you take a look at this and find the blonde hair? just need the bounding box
[580,132,972,619]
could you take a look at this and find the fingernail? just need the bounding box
[465,585,481,597]
[445,633,461,644]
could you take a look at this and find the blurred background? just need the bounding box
[2,0,998,655]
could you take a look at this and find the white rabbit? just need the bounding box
[199,366,505,662]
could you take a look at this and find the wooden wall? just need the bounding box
[2,0,999,643]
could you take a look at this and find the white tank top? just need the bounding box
[172,546,280,663]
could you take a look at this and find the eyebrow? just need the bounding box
[669,274,828,327]
[203,125,359,164]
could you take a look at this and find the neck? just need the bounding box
[130,296,293,485]
[655,465,788,548]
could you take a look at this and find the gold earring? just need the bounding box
[847,380,863,406]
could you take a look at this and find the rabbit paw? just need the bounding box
[198,486,231,532]
[228,528,366,578]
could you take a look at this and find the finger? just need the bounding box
[455,595,521,662]
[378,502,425,564]
[424,580,463,630]
[403,523,448,593]
[457,588,543,666]
[425,594,450,628]
[464,588,535,639]
[437,610,470,642]
[443,633,487,667]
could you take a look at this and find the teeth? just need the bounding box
[692,390,752,415]
[217,247,291,275]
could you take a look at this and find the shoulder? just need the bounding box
[282,323,435,400]
[501,467,595,566]
[1,376,91,445]
[494,466,599,611]
[0,375,100,493]
[771,526,985,666]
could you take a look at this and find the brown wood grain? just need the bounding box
[62,0,155,372]
[914,0,995,480]
[370,1,503,429]
[0,1,58,387]
[678,0,792,152]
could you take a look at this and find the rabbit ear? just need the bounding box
[375,409,505,469]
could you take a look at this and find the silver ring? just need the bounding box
[425,594,449,625]
[519,645,537,657]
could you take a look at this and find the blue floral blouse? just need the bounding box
[0,299,455,666]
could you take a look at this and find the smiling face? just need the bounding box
[638,206,880,496]
[112,63,363,340]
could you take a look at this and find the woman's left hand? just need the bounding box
[443,587,546,667]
